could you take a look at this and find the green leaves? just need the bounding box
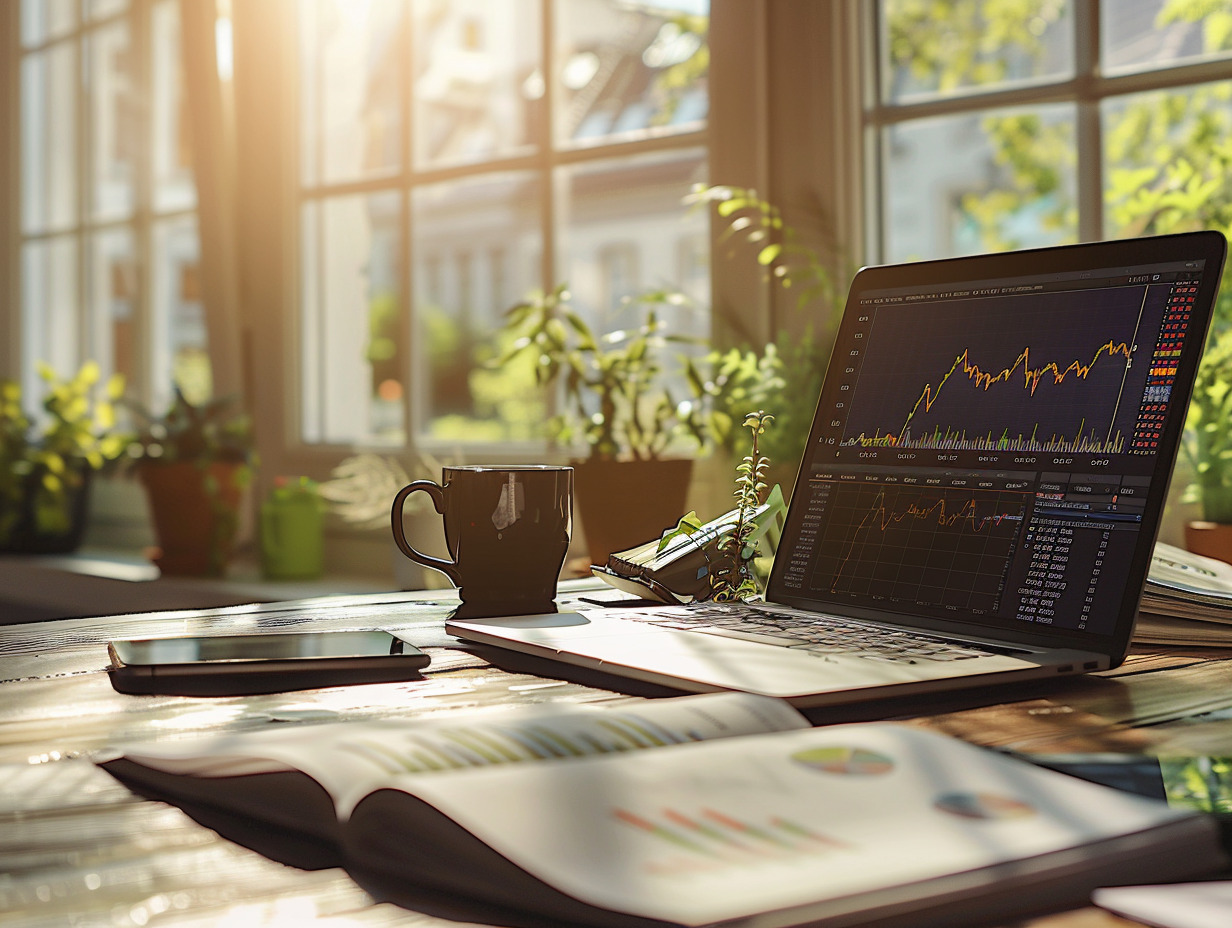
[687,184,839,314]
[711,410,775,603]
[1184,327,1232,521]
[122,387,254,467]
[495,283,704,460]
[0,362,129,543]
[657,509,703,553]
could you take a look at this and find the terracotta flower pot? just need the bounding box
[138,460,246,576]
[1184,520,1232,566]
[572,457,693,565]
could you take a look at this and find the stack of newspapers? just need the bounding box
[1136,542,1232,645]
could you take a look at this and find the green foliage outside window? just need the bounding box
[885,0,1232,521]
[1162,755,1232,814]
[429,320,547,444]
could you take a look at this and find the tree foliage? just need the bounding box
[886,0,1232,518]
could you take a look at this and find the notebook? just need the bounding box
[448,232,1228,708]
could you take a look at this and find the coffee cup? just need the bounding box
[391,465,573,617]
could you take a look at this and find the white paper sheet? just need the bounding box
[1093,882,1232,928]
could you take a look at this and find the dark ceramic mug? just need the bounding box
[391,465,573,617]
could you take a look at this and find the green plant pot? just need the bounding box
[260,492,324,580]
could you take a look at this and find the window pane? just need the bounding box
[21,0,76,47]
[555,0,708,147]
[411,0,541,169]
[151,216,209,408]
[87,0,130,19]
[881,107,1077,262]
[299,0,403,187]
[1102,0,1232,73]
[301,193,403,445]
[22,237,80,397]
[151,0,195,213]
[86,19,138,221]
[880,0,1073,104]
[21,44,77,233]
[556,148,708,338]
[88,227,138,391]
[412,172,543,441]
[1103,82,1232,242]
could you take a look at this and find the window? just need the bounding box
[17,0,202,412]
[871,0,1232,308]
[296,0,710,450]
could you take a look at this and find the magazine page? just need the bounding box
[101,692,808,811]
[348,722,1213,927]
[1150,542,1232,598]
[1093,881,1232,928]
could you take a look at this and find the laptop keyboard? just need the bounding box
[619,602,1010,664]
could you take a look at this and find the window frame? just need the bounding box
[864,0,1232,260]
[6,0,203,413]
[290,0,715,459]
[2,0,867,492]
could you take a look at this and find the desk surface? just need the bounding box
[2,585,1230,927]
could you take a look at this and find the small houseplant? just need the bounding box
[316,452,454,589]
[499,283,704,461]
[497,284,705,562]
[0,362,126,553]
[710,410,777,601]
[260,476,325,581]
[123,388,255,576]
[658,410,783,602]
[1182,326,1232,559]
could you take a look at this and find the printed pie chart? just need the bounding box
[934,792,1036,820]
[792,746,894,775]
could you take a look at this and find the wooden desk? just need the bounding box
[2,586,1229,927]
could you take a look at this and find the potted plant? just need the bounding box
[260,476,325,581]
[1182,326,1232,560]
[684,185,844,495]
[123,388,255,576]
[497,284,705,563]
[0,362,127,553]
[655,410,784,602]
[316,452,449,589]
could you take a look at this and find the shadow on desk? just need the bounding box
[0,558,277,624]
[461,639,1146,734]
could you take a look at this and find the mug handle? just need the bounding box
[391,481,462,586]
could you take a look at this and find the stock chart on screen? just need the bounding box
[776,256,1209,638]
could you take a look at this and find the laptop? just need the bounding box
[448,232,1228,708]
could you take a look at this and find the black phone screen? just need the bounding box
[106,630,431,696]
[110,630,417,666]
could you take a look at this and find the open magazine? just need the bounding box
[98,692,1223,928]
[1136,542,1232,645]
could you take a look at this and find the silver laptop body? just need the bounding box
[449,233,1227,708]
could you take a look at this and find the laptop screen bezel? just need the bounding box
[767,231,1227,665]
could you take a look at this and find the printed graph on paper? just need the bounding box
[811,483,1029,612]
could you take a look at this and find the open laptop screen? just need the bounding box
[771,232,1226,655]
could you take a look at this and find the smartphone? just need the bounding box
[107,630,431,696]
